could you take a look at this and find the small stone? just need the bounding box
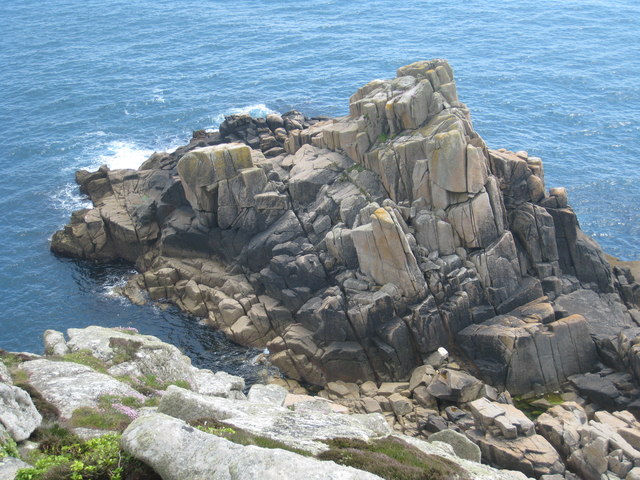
[389,393,413,416]
[425,347,449,368]
[361,397,382,414]
[378,382,410,397]
[359,381,378,397]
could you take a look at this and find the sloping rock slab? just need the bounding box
[19,359,140,419]
[67,326,195,383]
[158,386,390,454]
[122,412,383,480]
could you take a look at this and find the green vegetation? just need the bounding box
[15,433,160,480]
[69,407,131,432]
[188,418,312,457]
[69,395,146,432]
[14,382,61,422]
[31,424,82,456]
[346,164,367,173]
[59,351,108,373]
[0,436,19,459]
[0,350,31,369]
[378,133,388,143]
[514,392,564,419]
[318,437,469,480]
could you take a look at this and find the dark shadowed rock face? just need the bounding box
[51,59,640,392]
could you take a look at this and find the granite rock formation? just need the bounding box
[51,59,640,398]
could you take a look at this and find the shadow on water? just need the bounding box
[65,258,273,387]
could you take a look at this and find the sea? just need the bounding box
[1,0,639,380]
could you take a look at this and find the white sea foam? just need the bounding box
[51,182,92,214]
[94,141,155,170]
[209,103,278,130]
[103,271,137,298]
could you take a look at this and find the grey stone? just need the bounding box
[0,384,42,442]
[43,329,69,356]
[389,393,413,416]
[247,384,287,406]
[0,457,32,480]
[428,429,481,463]
[427,369,483,403]
[0,363,10,386]
[19,359,140,419]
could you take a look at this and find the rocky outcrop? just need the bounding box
[50,59,640,397]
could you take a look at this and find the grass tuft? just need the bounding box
[318,437,469,480]
[188,418,312,457]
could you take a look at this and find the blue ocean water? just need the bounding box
[0,0,638,370]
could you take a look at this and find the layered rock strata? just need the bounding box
[51,59,640,396]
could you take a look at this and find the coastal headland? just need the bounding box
[4,59,638,478]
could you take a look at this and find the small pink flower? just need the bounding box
[111,403,139,419]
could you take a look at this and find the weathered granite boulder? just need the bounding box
[426,369,484,403]
[0,383,41,441]
[121,413,384,480]
[18,359,141,419]
[63,326,245,399]
[43,329,69,356]
[158,386,390,454]
[352,206,427,300]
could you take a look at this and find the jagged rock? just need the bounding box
[50,58,634,392]
[427,369,483,403]
[425,348,449,368]
[458,298,597,395]
[389,392,413,416]
[568,373,625,408]
[0,383,42,441]
[352,207,427,300]
[555,289,636,339]
[536,402,587,458]
[469,398,535,439]
[121,413,383,480]
[18,359,140,419]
